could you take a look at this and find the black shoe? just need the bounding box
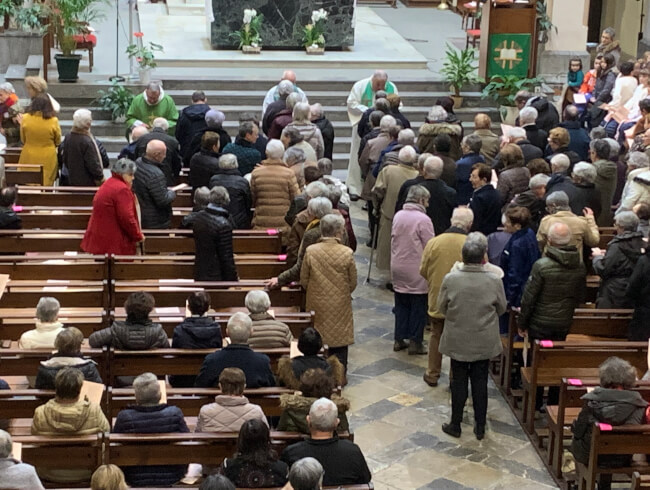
[366,238,377,248]
[474,424,485,440]
[408,342,428,355]
[386,282,394,292]
[350,194,360,202]
[393,340,408,352]
[442,423,461,438]
[361,203,368,211]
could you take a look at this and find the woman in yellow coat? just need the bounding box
[19,94,61,186]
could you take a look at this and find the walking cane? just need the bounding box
[364,217,379,285]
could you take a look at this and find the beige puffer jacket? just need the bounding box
[251,158,300,242]
[195,395,268,433]
[248,313,293,349]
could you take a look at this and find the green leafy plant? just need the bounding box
[232,8,263,48]
[16,4,46,32]
[440,44,482,97]
[302,8,327,49]
[95,81,134,121]
[126,32,163,69]
[536,0,556,44]
[481,75,544,106]
[0,0,20,29]
[46,0,108,56]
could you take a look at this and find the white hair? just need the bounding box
[320,214,345,237]
[548,222,571,246]
[152,117,169,131]
[133,372,161,405]
[0,430,12,458]
[292,102,311,122]
[627,152,650,170]
[72,108,92,130]
[219,154,238,170]
[397,129,416,146]
[423,156,443,179]
[507,127,527,141]
[615,211,639,232]
[379,114,397,131]
[529,173,550,189]
[398,145,417,165]
[307,196,332,219]
[245,290,271,314]
[305,181,329,199]
[309,103,323,119]
[227,312,253,343]
[427,105,448,122]
[572,162,597,184]
[278,80,294,97]
[0,82,15,94]
[308,398,338,432]
[36,297,60,323]
[519,107,538,125]
[266,139,285,159]
[451,207,474,231]
[550,154,570,173]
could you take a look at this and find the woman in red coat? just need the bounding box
[81,158,144,255]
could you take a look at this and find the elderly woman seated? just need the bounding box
[89,291,169,349]
[571,357,648,489]
[277,368,350,434]
[245,290,292,349]
[0,429,45,489]
[277,327,344,390]
[31,367,110,484]
[35,327,102,389]
[18,297,65,349]
[113,372,189,487]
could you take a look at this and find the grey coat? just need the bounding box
[0,459,45,489]
[437,263,506,361]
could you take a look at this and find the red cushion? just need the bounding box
[73,34,97,46]
[466,29,481,37]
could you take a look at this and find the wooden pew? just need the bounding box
[15,185,194,208]
[13,434,103,475]
[0,279,108,308]
[0,229,283,255]
[0,254,107,280]
[576,423,650,490]
[546,379,650,479]
[108,386,294,418]
[521,341,648,434]
[110,280,305,310]
[0,307,108,340]
[0,389,55,419]
[5,164,43,186]
[107,346,290,386]
[632,472,650,490]
[0,345,107,380]
[0,148,21,164]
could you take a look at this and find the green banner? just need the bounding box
[487,33,531,78]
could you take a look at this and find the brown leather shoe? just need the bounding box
[423,374,438,387]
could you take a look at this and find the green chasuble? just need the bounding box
[360,80,397,108]
[126,94,179,134]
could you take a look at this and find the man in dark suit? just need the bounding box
[469,162,502,235]
[194,312,276,388]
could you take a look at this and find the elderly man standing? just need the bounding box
[281,398,371,487]
[420,207,474,387]
[133,140,177,229]
[176,90,210,159]
[126,81,178,133]
[545,154,578,203]
[438,232,506,440]
[537,191,600,261]
[455,134,485,205]
[518,106,547,151]
[510,173,550,231]
[347,70,398,198]
[263,80,296,135]
[311,104,334,160]
[301,214,356,370]
[185,109,231,165]
[221,121,262,176]
[492,127,543,170]
[135,117,182,185]
[372,146,419,274]
[469,163,501,235]
[195,312,276,388]
[262,70,308,117]
[209,154,252,229]
[473,114,500,165]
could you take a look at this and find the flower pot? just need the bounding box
[114,115,127,124]
[242,45,261,54]
[54,54,82,83]
[306,46,324,55]
[500,105,519,125]
[139,68,152,84]
[450,95,463,108]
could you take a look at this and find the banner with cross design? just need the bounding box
[487,33,531,78]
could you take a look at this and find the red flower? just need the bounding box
[134,32,144,38]
[136,57,143,62]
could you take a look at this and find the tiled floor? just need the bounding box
[345,202,559,490]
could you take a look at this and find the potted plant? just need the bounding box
[536,0,557,44]
[0,0,19,31]
[126,32,163,84]
[233,8,263,53]
[440,44,481,108]
[481,74,544,124]
[95,81,134,123]
[15,4,45,32]
[302,8,327,54]
[48,0,107,82]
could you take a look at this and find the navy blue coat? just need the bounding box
[194,344,275,388]
[169,316,223,388]
[113,404,189,487]
[501,228,541,307]
[470,184,502,236]
[455,153,485,205]
[560,121,591,161]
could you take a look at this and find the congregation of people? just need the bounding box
[2,39,650,486]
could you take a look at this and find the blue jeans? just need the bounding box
[393,292,428,343]
[601,119,619,138]
[617,121,637,145]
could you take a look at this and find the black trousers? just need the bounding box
[394,292,427,343]
[449,358,490,427]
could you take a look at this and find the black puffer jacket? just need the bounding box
[523,124,548,152]
[189,149,220,191]
[170,316,223,387]
[0,207,21,229]
[209,169,252,229]
[626,251,650,340]
[526,96,560,133]
[519,245,586,339]
[176,103,210,161]
[313,116,335,160]
[113,404,189,487]
[88,319,169,349]
[594,231,645,309]
[35,354,102,389]
[193,204,238,281]
[572,182,602,218]
[571,387,648,466]
[135,129,182,186]
[133,157,176,229]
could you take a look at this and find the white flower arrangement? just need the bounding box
[303,8,328,49]
[243,8,257,24]
[233,7,263,49]
[311,8,328,24]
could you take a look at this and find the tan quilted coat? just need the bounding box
[300,237,357,348]
[250,158,300,241]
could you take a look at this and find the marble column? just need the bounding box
[210,0,355,49]
[538,0,590,83]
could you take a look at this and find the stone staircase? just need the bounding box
[47,78,500,173]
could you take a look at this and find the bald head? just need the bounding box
[548,222,571,246]
[282,70,297,83]
[145,140,166,163]
[131,125,149,142]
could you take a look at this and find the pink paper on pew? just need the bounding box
[277,254,287,261]
[266,229,278,235]
[599,423,613,431]
[567,379,583,386]
[12,205,22,212]
[540,340,554,348]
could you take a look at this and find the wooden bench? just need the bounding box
[0,345,107,381]
[521,341,648,434]
[0,148,21,164]
[13,433,103,475]
[632,472,650,490]
[108,386,294,418]
[5,164,43,186]
[0,307,108,340]
[0,254,108,281]
[546,379,650,480]
[0,279,109,308]
[576,424,650,490]
[110,280,305,310]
